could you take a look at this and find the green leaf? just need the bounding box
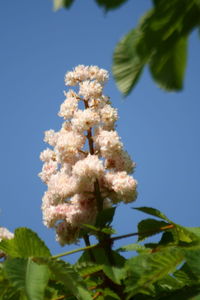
[159,231,175,245]
[156,274,185,292]
[134,206,171,222]
[96,288,121,299]
[103,264,125,285]
[172,225,200,244]
[149,36,188,91]
[0,286,21,300]
[117,243,148,253]
[95,207,116,228]
[74,261,103,277]
[82,223,115,235]
[53,0,74,11]
[184,248,200,278]
[0,228,51,258]
[155,285,200,300]
[4,258,49,300]
[183,227,200,240]
[125,247,184,298]
[135,208,200,244]
[112,0,200,95]
[113,29,146,95]
[138,218,169,241]
[40,258,92,300]
[174,264,196,285]
[78,247,125,285]
[95,0,128,11]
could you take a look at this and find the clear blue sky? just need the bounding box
[0,0,200,260]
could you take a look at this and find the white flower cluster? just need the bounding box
[39,65,137,245]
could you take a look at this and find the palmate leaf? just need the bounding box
[0,227,51,258]
[3,258,49,300]
[112,29,146,95]
[125,247,184,298]
[78,247,126,285]
[74,261,103,277]
[135,207,200,245]
[113,0,200,95]
[39,258,92,300]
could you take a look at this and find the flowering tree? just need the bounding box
[1,66,200,300]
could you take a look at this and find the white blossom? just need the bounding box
[94,129,123,157]
[39,65,137,245]
[79,80,103,99]
[58,90,79,119]
[0,227,14,242]
[72,108,100,132]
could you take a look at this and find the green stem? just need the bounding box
[52,243,98,259]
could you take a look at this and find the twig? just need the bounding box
[52,224,174,259]
[83,234,96,262]
[52,243,98,259]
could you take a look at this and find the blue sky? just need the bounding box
[0,0,200,260]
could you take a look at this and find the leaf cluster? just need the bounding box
[1,206,200,299]
[113,0,200,95]
[53,0,200,95]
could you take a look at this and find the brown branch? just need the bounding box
[83,234,96,263]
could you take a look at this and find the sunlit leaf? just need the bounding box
[0,228,51,258]
[4,258,49,300]
[117,243,148,253]
[125,247,184,298]
[149,36,188,91]
[40,258,92,300]
[113,29,146,95]
[134,207,171,222]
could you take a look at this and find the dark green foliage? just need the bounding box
[54,0,200,95]
[137,218,169,241]
[113,0,200,95]
[1,209,200,299]
[40,258,93,300]
[95,207,116,228]
[125,247,184,298]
